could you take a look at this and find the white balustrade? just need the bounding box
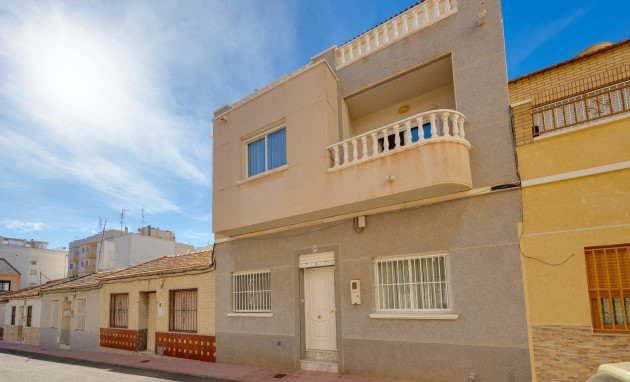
[336,0,457,69]
[327,109,467,170]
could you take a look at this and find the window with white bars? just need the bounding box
[51,300,60,328]
[374,254,451,312]
[232,270,271,313]
[75,299,86,331]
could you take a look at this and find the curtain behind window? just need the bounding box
[248,138,265,176]
[267,128,286,170]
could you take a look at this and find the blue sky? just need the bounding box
[0,1,628,249]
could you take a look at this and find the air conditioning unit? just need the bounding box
[30,260,37,265]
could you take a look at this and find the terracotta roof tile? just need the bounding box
[42,271,116,293]
[99,248,213,282]
[0,258,20,275]
[3,278,73,299]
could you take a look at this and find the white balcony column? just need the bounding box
[381,128,390,153]
[451,0,457,10]
[450,114,460,138]
[422,4,429,24]
[332,146,340,168]
[445,0,452,12]
[371,132,378,156]
[342,142,349,165]
[404,120,412,144]
[351,139,359,163]
[364,35,371,52]
[412,10,419,28]
[356,40,363,57]
[440,112,450,136]
[347,44,354,61]
[339,49,346,66]
[416,116,425,141]
[361,136,368,160]
[393,124,401,149]
[458,118,466,139]
[391,19,399,39]
[402,14,409,34]
[429,113,437,138]
[373,29,380,48]
[433,0,440,19]
[382,25,389,43]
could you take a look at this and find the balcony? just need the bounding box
[71,269,78,275]
[72,256,79,261]
[86,251,97,259]
[532,78,630,137]
[85,266,96,273]
[328,109,468,171]
[335,0,457,69]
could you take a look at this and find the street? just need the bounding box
[0,349,227,382]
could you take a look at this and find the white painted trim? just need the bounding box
[533,112,630,141]
[521,160,630,188]
[299,252,335,268]
[510,99,532,108]
[236,164,289,185]
[369,313,458,320]
[520,222,630,238]
[227,312,273,318]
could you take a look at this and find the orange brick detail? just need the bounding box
[155,332,216,362]
[99,328,139,351]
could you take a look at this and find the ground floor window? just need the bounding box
[169,289,197,332]
[585,244,630,332]
[26,306,32,327]
[11,306,16,325]
[51,300,60,328]
[110,294,129,328]
[75,299,86,330]
[232,270,271,313]
[374,254,451,312]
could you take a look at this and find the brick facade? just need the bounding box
[532,324,630,381]
[155,332,216,362]
[100,328,139,351]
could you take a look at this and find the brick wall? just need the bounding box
[509,41,630,146]
[532,324,630,381]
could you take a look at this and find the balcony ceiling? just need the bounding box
[346,55,453,119]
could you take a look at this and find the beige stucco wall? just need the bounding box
[99,271,215,336]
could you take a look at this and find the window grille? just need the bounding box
[169,289,197,332]
[110,294,129,328]
[232,270,271,313]
[76,299,86,330]
[25,306,32,327]
[51,301,60,328]
[374,254,451,311]
[585,244,630,333]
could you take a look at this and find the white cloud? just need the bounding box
[0,0,297,215]
[3,220,48,233]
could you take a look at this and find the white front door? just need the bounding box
[304,266,336,351]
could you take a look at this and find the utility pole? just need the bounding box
[141,208,145,229]
[97,218,107,270]
[120,209,128,235]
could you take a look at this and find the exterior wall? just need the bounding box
[39,289,101,351]
[98,271,215,361]
[509,43,630,381]
[3,297,42,345]
[113,234,175,269]
[0,273,21,291]
[0,244,67,289]
[215,190,530,381]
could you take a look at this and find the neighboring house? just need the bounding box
[212,1,530,381]
[68,226,194,278]
[39,272,112,351]
[0,258,21,292]
[509,39,630,381]
[0,237,67,289]
[2,278,70,345]
[98,249,215,362]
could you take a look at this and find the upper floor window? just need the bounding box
[0,280,10,291]
[374,254,451,312]
[585,244,630,333]
[246,127,286,177]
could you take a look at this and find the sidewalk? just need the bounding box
[0,342,412,382]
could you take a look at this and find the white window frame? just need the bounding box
[370,253,458,320]
[228,269,272,317]
[75,299,86,331]
[51,300,60,328]
[243,125,287,178]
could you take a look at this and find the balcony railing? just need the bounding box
[335,0,457,69]
[328,109,467,171]
[532,79,630,137]
[86,251,97,259]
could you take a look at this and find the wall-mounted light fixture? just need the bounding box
[398,105,410,114]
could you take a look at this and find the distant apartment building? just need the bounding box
[68,226,194,277]
[509,39,630,381]
[0,237,67,289]
[212,1,530,380]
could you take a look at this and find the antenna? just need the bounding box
[97,218,107,270]
[98,217,103,232]
[141,208,145,229]
[120,209,128,235]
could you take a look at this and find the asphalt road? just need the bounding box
[0,349,228,382]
